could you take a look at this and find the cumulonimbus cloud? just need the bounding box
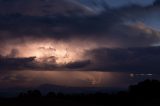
[0,0,160,74]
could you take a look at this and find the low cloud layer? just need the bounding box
[1,46,160,74]
[85,46,160,73]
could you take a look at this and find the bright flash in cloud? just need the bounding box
[1,39,98,65]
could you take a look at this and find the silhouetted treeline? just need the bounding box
[0,79,160,106]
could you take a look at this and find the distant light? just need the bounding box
[130,73,153,77]
[147,74,153,76]
[130,73,134,77]
[137,74,145,76]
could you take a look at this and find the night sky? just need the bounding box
[0,0,160,92]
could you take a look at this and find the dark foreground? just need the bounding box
[0,79,160,106]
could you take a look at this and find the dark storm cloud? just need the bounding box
[0,12,121,41]
[0,56,59,71]
[0,56,89,71]
[0,0,93,16]
[0,16,159,48]
[65,60,91,69]
[115,1,160,21]
[153,0,160,6]
[1,46,160,74]
[0,0,160,47]
[84,46,160,74]
[0,0,160,73]
[0,56,36,71]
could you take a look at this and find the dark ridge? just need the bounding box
[0,79,160,106]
